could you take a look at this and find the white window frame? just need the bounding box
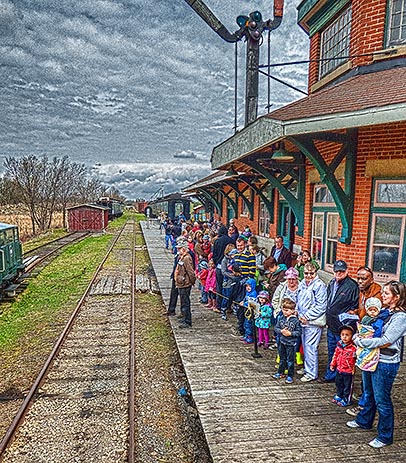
[319,5,352,78]
[311,212,324,267]
[368,213,405,282]
[325,212,340,273]
[387,0,406,46]
[258,200,270,237]
[374,179,406,207]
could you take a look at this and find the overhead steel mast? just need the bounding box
[183,1,284,126]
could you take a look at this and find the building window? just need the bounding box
[258,200,270,237]
[369,180,406,282]
[312,212,324,264]
[370,214,405,280]
[311,208,340,272]
[320,6,352,78]
[314,184,335,205]
[325,213,339,270]
[375,180,406,205]
[387,0,406,46]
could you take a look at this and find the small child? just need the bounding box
[360,297,389,337]
[197,259,209,304]
[273,298,302,384]
[239,278,258,344]
[330,325,357,407]
[204,259,217,310]
[255,290,273,350]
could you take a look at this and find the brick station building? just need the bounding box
[185,0,406,283]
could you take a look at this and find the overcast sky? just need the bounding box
[0,0,309,199]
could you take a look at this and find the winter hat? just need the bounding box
[258,290,270,300]
[199,260,209,269]
[365,297,382,311]
[228,248,239,257]
[285,267,299,279]
[203,235,210,240]
[176,241,188,249]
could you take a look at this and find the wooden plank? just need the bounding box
[141,222,406,463]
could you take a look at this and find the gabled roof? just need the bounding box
[66,204,109,211]
[267,67,406,121]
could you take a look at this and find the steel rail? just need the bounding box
[0,223,127,456]
[128,220,136,463]
[24,232,89,273]
[23,231,78,257]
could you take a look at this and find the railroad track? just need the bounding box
[0,222,139,462]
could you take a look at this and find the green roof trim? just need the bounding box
[308,0,351,36]
[297,0,320,25]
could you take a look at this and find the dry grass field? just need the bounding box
[0,206,64,241]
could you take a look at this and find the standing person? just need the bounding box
[212,225,234,311]
[295,250,320,280]
[220,245,238,320]
[346,267,382,417]
[353,266,382,321]
[347,281,406,449]
[249,244,267,290]
[228,224,239,243]
[270,235,292,269]
[330,325,357,407]
[205,258,217,310]
[255,290,273,350]
[234,236,256,279]
[324,260,359,382]
[273,298,302,384]
[164,219,173,250]
[272,267,301,362]
[174,242,196,329]
[296,263,328,382]
[263,256,286,298]
[239,278,258,344]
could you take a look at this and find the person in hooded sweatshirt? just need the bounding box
[239,278,258,344]
[212,225,234,310]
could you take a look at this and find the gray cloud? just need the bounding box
[0,1,309,198]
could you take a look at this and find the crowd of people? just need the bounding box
[160,215,406,449]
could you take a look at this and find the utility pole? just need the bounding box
[183,1,284,126]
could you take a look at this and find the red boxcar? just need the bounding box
[67,204,109,232]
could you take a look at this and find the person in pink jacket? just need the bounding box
[205,258,217,310]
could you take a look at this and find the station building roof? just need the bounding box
[211,66,406,170]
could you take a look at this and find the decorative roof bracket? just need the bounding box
[223,180,254,220]
[288,128,358,244]
[199,189,223,216]
[239,175,275,223]
[242,159,305,236]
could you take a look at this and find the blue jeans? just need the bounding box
[165,234,173,249]
[324,329,340,381]
[356,362,400,444]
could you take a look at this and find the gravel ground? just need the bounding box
[0,221,212,462]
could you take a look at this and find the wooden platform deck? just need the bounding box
[141,222,406,463]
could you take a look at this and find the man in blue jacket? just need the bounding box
[324,260,359,381]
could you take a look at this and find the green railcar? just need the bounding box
[0,222,25,292]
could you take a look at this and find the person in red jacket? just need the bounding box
[330,325,357,407]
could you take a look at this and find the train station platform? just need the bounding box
[141,221,405,463]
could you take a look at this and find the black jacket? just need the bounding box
[212,225,234,265]
[326,276,359,334]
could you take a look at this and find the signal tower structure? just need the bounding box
[183,1,284,126]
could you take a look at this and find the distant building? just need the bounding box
[184,0,406,282]
[148,193,191,221]
[67,204,109,232]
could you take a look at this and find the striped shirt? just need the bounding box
[234,250,256,278]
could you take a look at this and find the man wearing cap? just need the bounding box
[324,260,359,382]
[174,241,196,328]
[270,235,292,269]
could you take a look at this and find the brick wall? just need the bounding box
[308,0,388,90]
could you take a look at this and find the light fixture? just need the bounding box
[272,143,295,162]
